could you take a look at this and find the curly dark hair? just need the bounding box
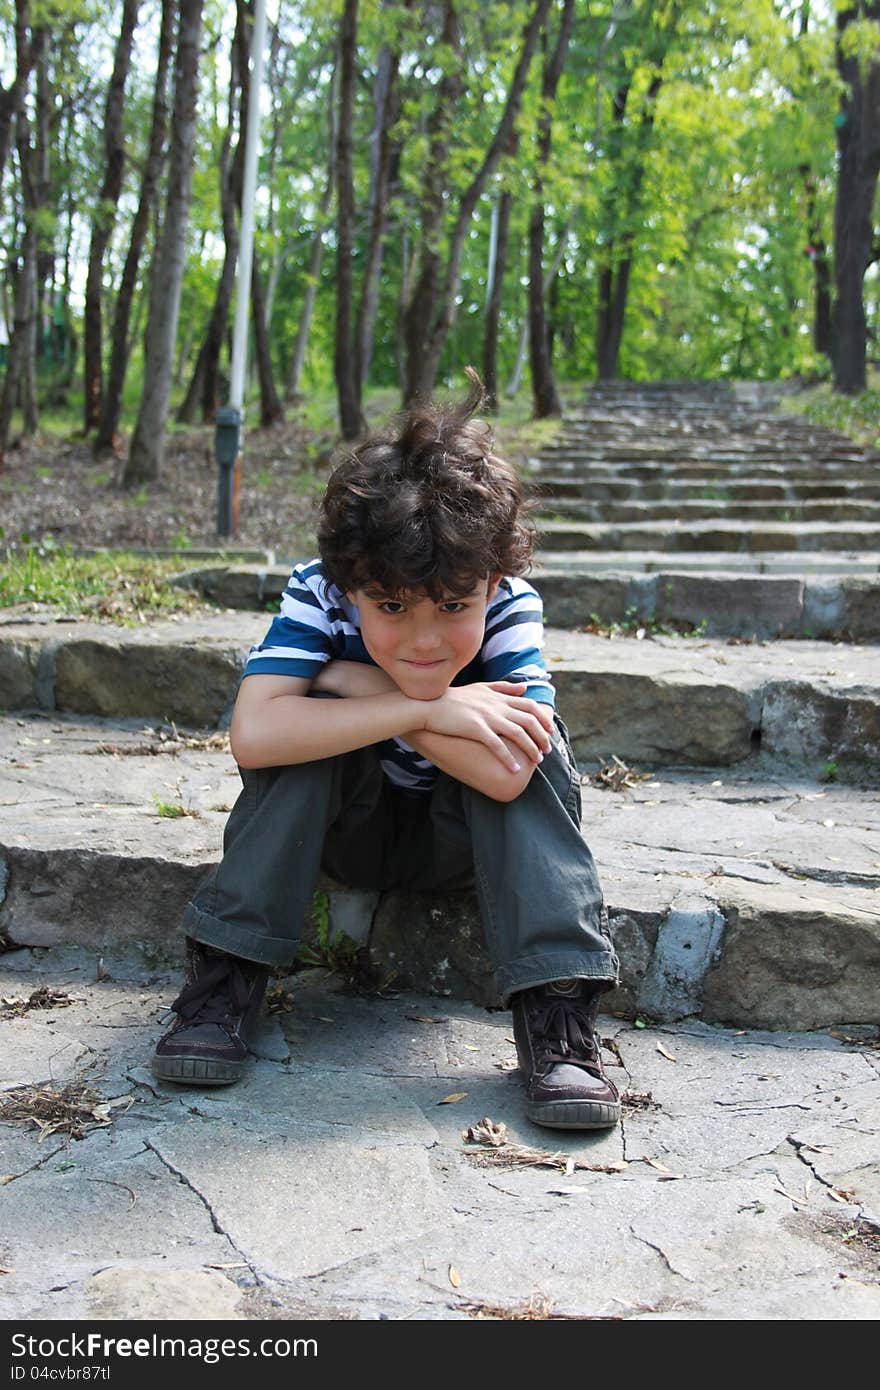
[318,370,535,600]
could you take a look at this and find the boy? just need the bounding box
[153,376,620,1129]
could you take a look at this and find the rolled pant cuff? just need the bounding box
[181,903,297,970]
[497,951,619,1007]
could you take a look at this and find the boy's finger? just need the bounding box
[505,721,546,763]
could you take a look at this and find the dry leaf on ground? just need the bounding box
[438,1092,468,1105]
[589,755,652,792]
[462,1116,627,1173]
[621,1090,657,1112]
[448,1265,462,1288]
[0,988,76,1018]
[0,1083,133,1142]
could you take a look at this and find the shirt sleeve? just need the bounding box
[480,577,555,707]
[242,562,335,679]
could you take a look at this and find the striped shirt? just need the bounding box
[243,559,555,793]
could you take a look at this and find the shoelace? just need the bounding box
[529,998,601,1073]
[170,956,253,1029]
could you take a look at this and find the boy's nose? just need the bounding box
[411,623,442,653]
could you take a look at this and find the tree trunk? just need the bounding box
[96,0,173,453]
[82,0,139,432]
[175,0,248,424]
[286,56,338,400]
[174,1,247,422]
[354,5,411,388]
[595,69,662,381]
[483,189,512,410]
[800,169,832,359]
[832,4,880,394]
[0,6,40,459]
[0,0,32,197]
[251,250,282,426]
[124,0,203,487]
[529,0,574,419]
[34,29,52,376]
[334,0,361,439]
[597,243,635,380]
[403,0,550,404]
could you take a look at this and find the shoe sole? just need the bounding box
[152,1055,243,1086]
[526,1098,620,1129]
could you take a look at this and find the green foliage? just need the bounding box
[298,890,361,973]
[0,0,858,443]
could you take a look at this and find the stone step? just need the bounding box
[166,562,880,640]
[537,519,880,553]
[535,497,880,523]
[533,550,880,575]
[534,570,880,641]
[1,613,878,780]
[1,714,878,1028]
[544,438,874,460]
[530,457,880,480]
[531,476,880,502]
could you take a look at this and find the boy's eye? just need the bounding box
[439,601,467,614]
[378,600,406,615]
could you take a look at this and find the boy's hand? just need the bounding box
[421,681,554,773]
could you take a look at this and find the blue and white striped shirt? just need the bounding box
[243,560,555,793]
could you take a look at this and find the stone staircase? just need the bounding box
[1,382,878,1030]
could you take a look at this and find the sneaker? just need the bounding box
[153,939,270,1085]
[511,978,620,1129]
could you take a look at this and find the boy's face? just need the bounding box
[350,575,501,700]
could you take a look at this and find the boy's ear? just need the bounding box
[487,573,502,603]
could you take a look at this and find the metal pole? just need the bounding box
[217,0,268,537]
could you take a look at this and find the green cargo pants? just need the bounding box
[182,712,618,1003]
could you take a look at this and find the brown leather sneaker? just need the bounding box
[153,939,270,1085]
[512,978,620,1129]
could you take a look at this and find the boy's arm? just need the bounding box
[230,672,423,769]
[231,666,552,797]
[311,661,553,801]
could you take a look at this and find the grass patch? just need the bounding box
[782,373,880,451]
[0,543,209,623]
[152,799,200,819]
[580,606,707,640]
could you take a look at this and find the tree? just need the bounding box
[82,0,139,433]
[176,0,248,424]
[124,0,204,487]
[96,0,174,454]
[482,186,513,410]
[284,47,338,401]
[401,0,552,403]
[595,2,680,380]
[528,0,575,417]
[334,0,361,437]
[0,1,41,459]
[832,2,880,393]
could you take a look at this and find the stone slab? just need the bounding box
[3,619,879,778]
[538,519,880,554]
[1,953,878,1321]
[2,718,879,1028]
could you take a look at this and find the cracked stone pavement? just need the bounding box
[1,946,879,1321]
